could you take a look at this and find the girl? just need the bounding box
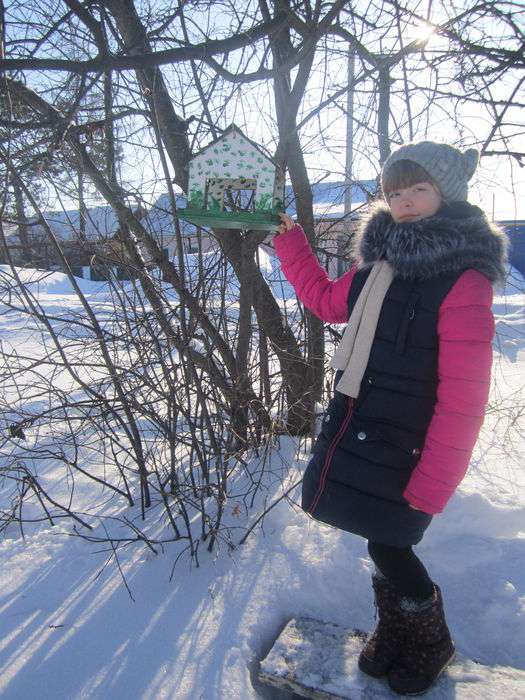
[273,141,508,696]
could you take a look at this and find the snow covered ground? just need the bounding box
[0,261,523,699]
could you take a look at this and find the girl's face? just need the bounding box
[387,182,442,223]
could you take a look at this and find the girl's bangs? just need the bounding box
[382,160,438,194]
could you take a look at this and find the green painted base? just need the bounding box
[178,208,281,231]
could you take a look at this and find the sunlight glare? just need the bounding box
[406,20,437,48]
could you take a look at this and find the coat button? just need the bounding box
[412,448,421,457]
[357,431,367,440]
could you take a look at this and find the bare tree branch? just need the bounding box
[0,13,288,74]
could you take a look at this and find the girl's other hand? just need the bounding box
[277,212,295,234]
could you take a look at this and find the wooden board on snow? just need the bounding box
[258,617,525,699]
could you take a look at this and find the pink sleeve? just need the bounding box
[273,223,356,323]
[403,270,495,514]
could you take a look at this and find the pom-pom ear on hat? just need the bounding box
[462,148,479,181]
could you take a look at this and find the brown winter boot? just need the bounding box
[387,584,455,695]
[358,574,404,678]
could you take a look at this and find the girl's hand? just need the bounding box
[277,212,295,235]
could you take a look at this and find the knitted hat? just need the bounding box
[381,141,480,201]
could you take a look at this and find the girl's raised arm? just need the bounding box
[273,220,356,324]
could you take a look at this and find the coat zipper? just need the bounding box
[308,396,355,515]
[395,291,420,354]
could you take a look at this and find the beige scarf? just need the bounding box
[331,260,394,397]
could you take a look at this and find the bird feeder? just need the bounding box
[179,125,285,231]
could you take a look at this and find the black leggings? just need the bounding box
[368,541,435,600]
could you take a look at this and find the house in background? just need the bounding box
[2,202,159,280]
[1,204,120,278]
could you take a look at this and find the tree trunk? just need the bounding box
[269,0,324,432]
[77,168,86,241]
[216,228,312,434]
[377,65,391,166]
[233,236,255,446]
[12,176,31,264]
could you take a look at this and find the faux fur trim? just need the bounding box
[353,202,509,287]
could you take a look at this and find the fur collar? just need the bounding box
[353,202,508,287]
